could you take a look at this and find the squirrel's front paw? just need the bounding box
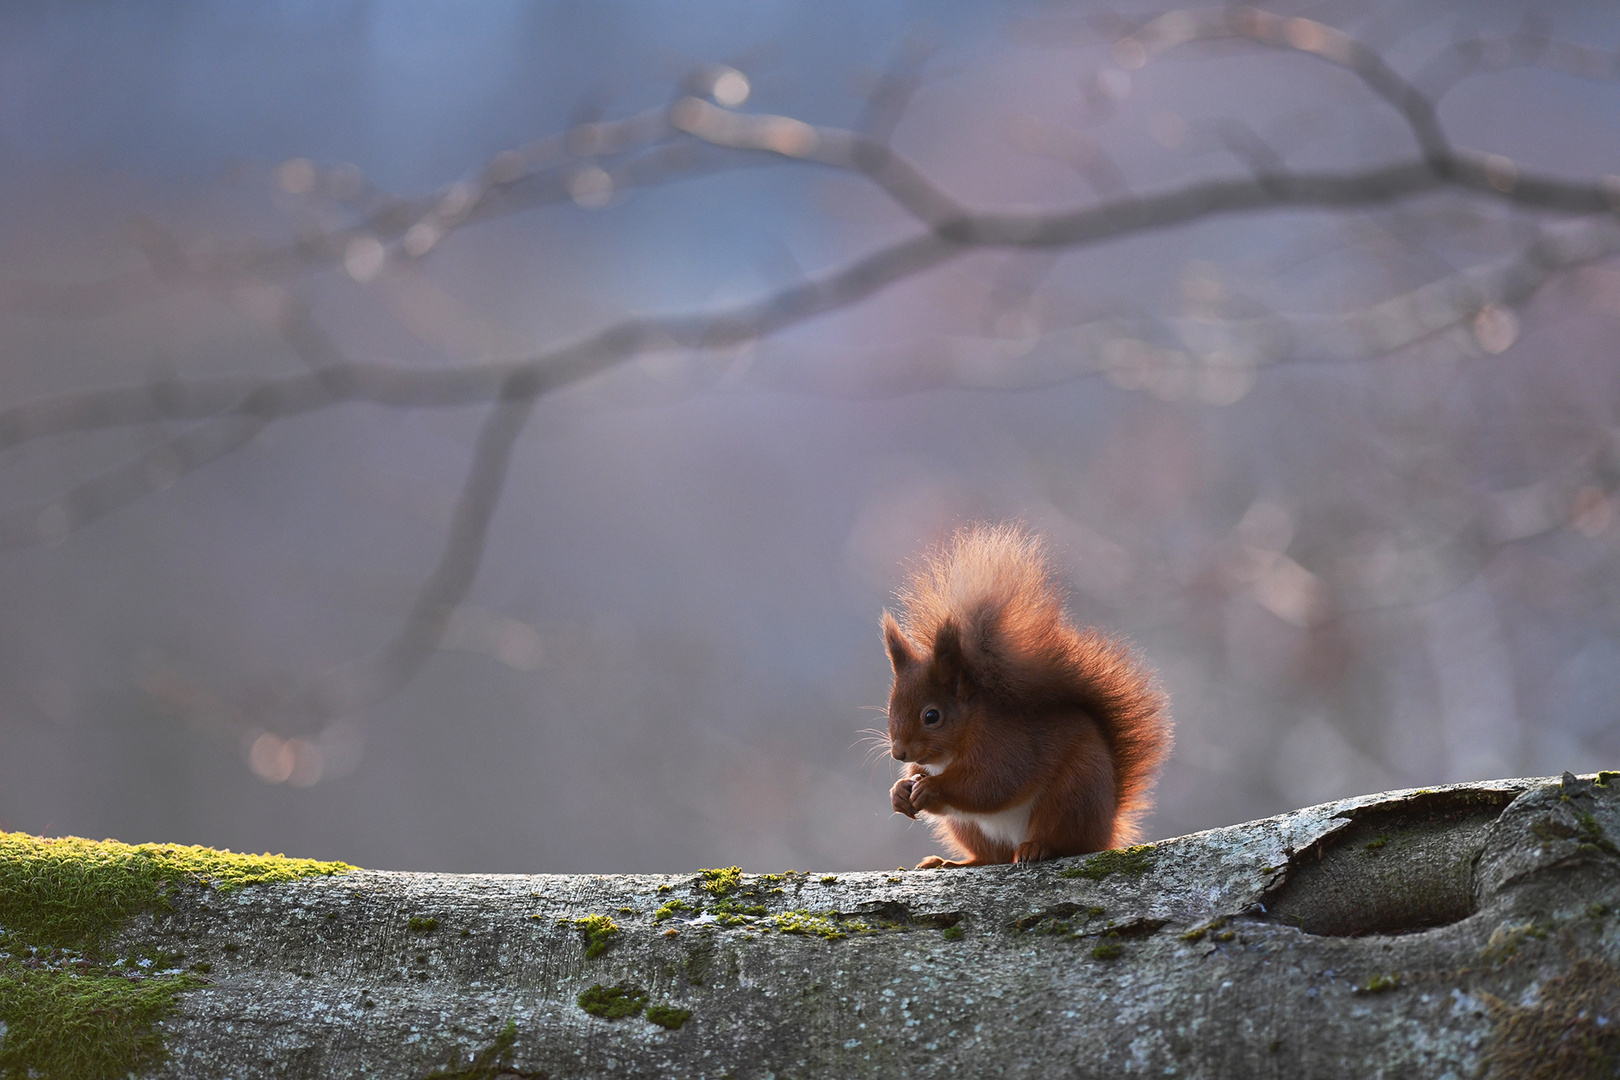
[907,774,941,813]
[890,776,919,818]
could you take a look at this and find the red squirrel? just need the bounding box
[883,523,1172,868]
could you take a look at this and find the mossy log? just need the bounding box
[4,774,1620,1079]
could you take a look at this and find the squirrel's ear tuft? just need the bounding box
[883,613,918,673]
[932,619,976,700]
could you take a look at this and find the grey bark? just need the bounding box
[132,774,1620,1079]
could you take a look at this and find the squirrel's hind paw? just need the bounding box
[1013,841,1054,864]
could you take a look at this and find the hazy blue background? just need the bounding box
[3,0,1619,872]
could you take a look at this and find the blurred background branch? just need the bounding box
[2,1,1618,872]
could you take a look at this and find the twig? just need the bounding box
[5,7,1619,726]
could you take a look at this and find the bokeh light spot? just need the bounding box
[1571,487,1615,538]
[344,237,386,282]
[1483,154,1518,193]
[249,732,295,784]
[403,222,441,258]
[1285,18,1328,53]
[1472,305,1520,353]
[274,157,317,195]
[1112,39,1147,70]
[286,739,324,788]
[569,166,614,208]
[494,621,545,671]
[711,68,751,108]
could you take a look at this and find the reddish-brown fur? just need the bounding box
[882,524,1172,867]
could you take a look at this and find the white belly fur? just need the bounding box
[942,800,1032,848]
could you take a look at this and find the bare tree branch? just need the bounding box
[5,6,1620,731]
[856,29,939,145]
[296,382,541,719]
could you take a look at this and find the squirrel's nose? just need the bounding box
[891,743,911,762]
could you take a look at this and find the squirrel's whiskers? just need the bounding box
[852,725,898,767]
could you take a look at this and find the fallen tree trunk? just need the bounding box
[4,774,1619,1079]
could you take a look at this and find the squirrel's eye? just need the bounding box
[922,707,942,726]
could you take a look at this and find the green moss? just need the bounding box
[1180,918,1225,943]
[422,1019,519,1080]
[567,915,620,959]
[0,830,351,954]
[1059,844,1157,882]
[711,901,766,918]
[577,983,647,1020]
[1575,810,1620,858]
[408,916,439,934]
[1596,771,1620,788]
[0,968,204,1080]
[1532,809,1620,858]
[1355,973,1400,995]
[942,925,964,942]
[0,830,349,1080]
[696,867,743,897]
[1482,920,1551,964]
[646,1003,692,1030]
[653,899,696,923]
[820,876,838,885]
[1179,919,1224,939]
[1363,835,1389,853]
[1091,940,1123,960]
[770,910,851,940]
[656,884,673,894]
[686,867,808,924]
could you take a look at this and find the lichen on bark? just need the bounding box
[0,832,348,1079]
[4,776,1618,1078]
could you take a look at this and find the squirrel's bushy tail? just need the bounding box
[895,522,1172,845]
